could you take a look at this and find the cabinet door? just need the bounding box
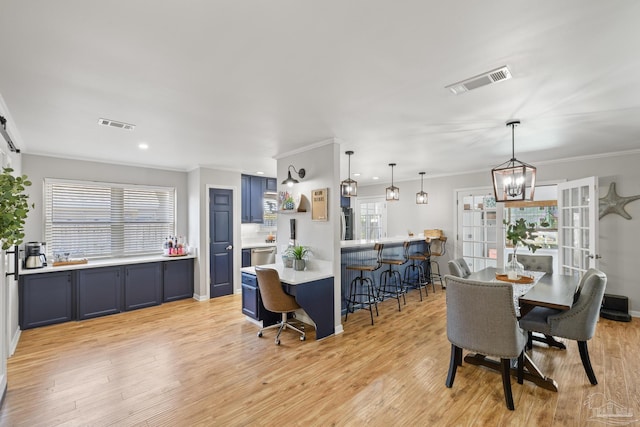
[20,271,73,329]
[77,266,122,320]
[242,249,251,268]
[163,259,194,302]
[249,176,266,223]
[265,177,277,192]
[241,174,251,223]
[124,263,162,310]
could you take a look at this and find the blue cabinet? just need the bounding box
[241,272,279,324]
[77,266,122,320]
[19,271,74,329]
[163,258,194,302]
[124,263,162,310]
[241,174,276,224]
[242,249,251,268]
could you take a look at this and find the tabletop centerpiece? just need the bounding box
[504,217,548,280]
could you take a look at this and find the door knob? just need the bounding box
[226,245,233,250]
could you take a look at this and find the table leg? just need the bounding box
[532,334,566,349]
[463,353,558,392]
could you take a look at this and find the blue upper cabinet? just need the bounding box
[241,174,275,224]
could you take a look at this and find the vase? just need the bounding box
[506,253,525,280]
[293,259,306,271]
[282,255,293,268]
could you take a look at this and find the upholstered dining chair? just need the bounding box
[444,275,527,410]
[448,258,471,278]
[507,254,553,274]
[255,267,306,345]
[518,268,607,385]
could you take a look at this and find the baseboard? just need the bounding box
[10,328,21,356]
[629,310,640,318]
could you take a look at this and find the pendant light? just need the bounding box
[385,163,399,201]
[340,151,358,197]
[416,172,428,204]
[491,120,536,202]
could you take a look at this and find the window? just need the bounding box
[44,179,175,259]
[357,197,387,240]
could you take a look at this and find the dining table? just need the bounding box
[461,266,580,392]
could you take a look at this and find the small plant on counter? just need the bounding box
[0,167,33,250]
[285,245,309,260]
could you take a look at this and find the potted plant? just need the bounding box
[504,217,548,279]
[285,245,309,271]
[0,167,33,251]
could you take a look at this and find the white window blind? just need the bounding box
[44,179,175,258]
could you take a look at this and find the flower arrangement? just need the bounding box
[504,217,549,255]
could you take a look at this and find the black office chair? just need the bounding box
[255,267,305,345]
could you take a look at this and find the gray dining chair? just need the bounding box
[445,275,527,410]
[447,258,471,278]
[507,254,553,274]
[518,268,607,385]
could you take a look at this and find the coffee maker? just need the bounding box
[24,242,47,269]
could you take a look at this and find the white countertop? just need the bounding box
[241,242,277,249]
[241,259,333,284]
[19,254,197,276]
[341,234,427,249]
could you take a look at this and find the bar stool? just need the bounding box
[378,243,407,311]
[403,241,428,301]
[429,236,447,290]
[344,244,383,325]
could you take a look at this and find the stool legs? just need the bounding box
[344,271,378,325]
[429,259,442,292]
[379,265,405,311]
[403,259,427,301]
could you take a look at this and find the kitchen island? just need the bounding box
[341,235,431,314]
[241,260,334,339]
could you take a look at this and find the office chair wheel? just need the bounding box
[258,331,263,337]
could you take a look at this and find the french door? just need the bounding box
[456,190,502,272]
[557,176,600,277]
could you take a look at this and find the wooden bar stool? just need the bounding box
[429,236,447,290]
[403,240,428,301]
[379,243,407,311]
[344,244,383,325]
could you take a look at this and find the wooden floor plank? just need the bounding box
[1,290,638,426]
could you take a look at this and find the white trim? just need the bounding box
[273,138,338,160]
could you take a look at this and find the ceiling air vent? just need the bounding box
[98,118,136,131]
[445,65,512,95]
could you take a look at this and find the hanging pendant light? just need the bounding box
[385,163,399,201]
[491,120,536,202]
[416,172,428,204]
[340,150,358,197]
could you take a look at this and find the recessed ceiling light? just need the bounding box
[256,171,265,175]
[353,173,361,177]
[372,176,379,180]
[138,143,149,150]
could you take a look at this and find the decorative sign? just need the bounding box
[311,188,328,221]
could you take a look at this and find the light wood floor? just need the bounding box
[1,288,639,426]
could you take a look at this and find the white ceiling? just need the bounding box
[1,1,639,184]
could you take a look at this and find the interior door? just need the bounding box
[557,176,599,277]
[209,188,234,298]
[456,190,502,272]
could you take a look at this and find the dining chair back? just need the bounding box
[507,254,553,274]
[444,275,527,410]
[518,268,607,384]
[448,258,471,278]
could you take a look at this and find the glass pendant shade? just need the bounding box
[491,120,536,202]
[385,163,399,201]
[416,171,428,204]
[340,151,358,197]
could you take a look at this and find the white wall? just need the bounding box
[276,139,343,334]
[358,151,640,316]
[21,154,189,243]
